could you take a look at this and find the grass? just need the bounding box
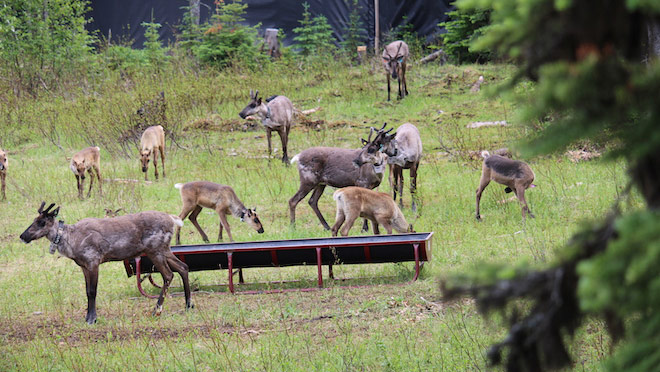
[0,58,640,371]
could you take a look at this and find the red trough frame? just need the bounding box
[123,232,433,296]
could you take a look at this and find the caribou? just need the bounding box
[239,90,295,164]
[19,202,192,324]
[289,130,387,230]
[382,40,410,101]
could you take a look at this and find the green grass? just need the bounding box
[0,59,640,371]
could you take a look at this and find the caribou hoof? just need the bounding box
[153,304,163,316]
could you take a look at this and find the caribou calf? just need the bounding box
[239,90,294,164]
[476,151,536,220]
[0,148,7,200]
[331,187,413,236]
[140,125,166,181]
[19,202,192,324]
[70,146,102,199]
[382,40,409,101]
[174,181,264,244]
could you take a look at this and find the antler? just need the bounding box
[249,89,254,99]
[37,201,45,214]
[395,41,403,58]
[254,90,260,100]
[42,203,56,215]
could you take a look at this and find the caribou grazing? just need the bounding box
[70,146,102,199]
[289,130,387,230]
[239,90,295,164]
[382,40,409,101]
[140,125,166,181]
[476,151,536,220]
[0,148,7,200]
[331,186,414,237]
[367,123,423,212]
[174,181,264,245]
[19,202,192,324]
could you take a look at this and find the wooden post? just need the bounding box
[357,45,367,63]
[263,28,281,59]
[374,0,380,54]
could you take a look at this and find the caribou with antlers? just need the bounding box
[239,90,295,164]
[289,129,387,230]
[362,123,423,212]
[382,40,409,101]
[19,202,193,324]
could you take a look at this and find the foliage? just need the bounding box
[293,2,336,57]
[192,0,263,68]
[440,5,492,63]
[141,22,168,67]
[0,0,96,97]
[341,0,366,60]
[443,0,660,371]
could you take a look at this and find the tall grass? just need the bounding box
[0,58,639,371]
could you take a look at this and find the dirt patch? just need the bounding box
[566,149,601,163]
[184,116,260,132]
[0,317,235,344]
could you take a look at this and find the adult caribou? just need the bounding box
[289,130,387,230]
[363,123,423,212]
[19,202,193,324]
[382,40,409,101]
[239,90,294,164]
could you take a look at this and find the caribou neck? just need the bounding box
[47,221,73,258]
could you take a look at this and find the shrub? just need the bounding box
[440,5,492,63]
[293,2,336,57]
[192,0,263,68]
[0,0,96,96]
[341,0,367,60]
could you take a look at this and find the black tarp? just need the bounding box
[87,0,452,49]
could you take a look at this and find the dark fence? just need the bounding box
[88,0,452,48]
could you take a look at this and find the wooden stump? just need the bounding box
[263,28,281,59]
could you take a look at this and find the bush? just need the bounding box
[341,0,367,60]
[293,2,336,57]
[0,0,96,96]
[440,5,491,63]
[191,0,263,68]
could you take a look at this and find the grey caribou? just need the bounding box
[19,202,193,324]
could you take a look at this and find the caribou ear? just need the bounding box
[361,138,368,146]
[51,207,60,217]
[252,207,257,212]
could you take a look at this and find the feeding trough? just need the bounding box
[124,232,433,295]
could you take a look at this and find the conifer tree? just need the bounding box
[444,1,660,371]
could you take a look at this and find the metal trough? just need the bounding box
[124,232,433,295]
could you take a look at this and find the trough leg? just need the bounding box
[82,266,99,324]
[412,243,420,282]
[227,252,235,293]
[316,247,323,288]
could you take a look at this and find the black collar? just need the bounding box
[50,220,64,254]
